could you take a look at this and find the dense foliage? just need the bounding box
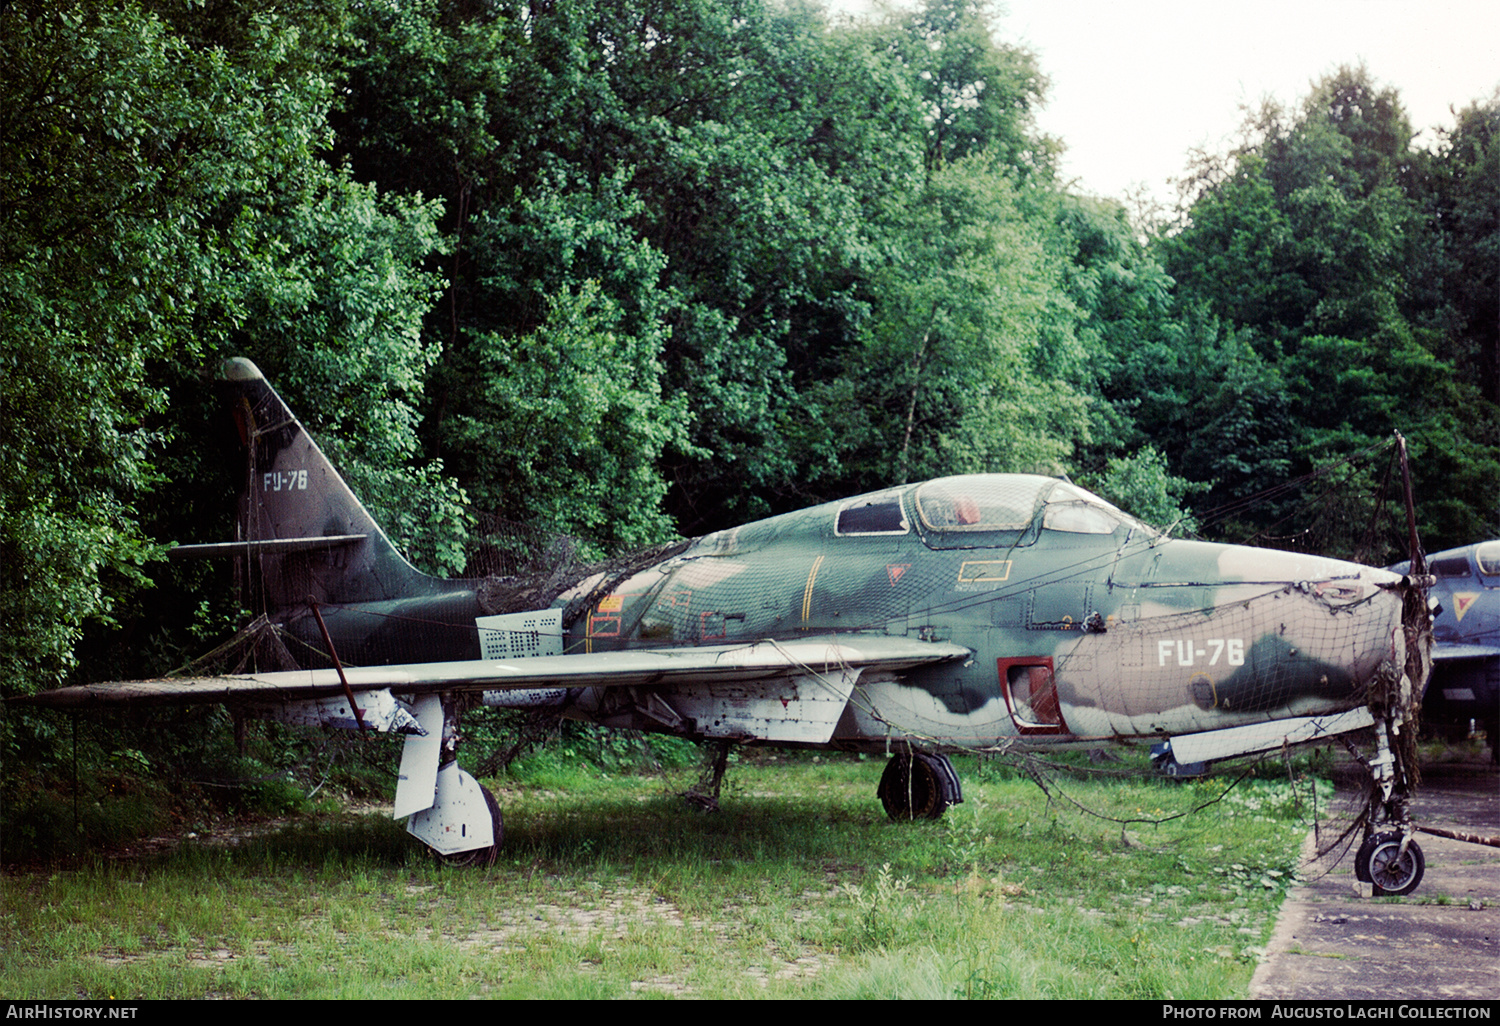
[3,0,1497,708]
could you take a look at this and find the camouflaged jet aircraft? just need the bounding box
[20,359,1434,889]
[1390,541,1500,765]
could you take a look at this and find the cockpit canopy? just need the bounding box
[914,475,1155,545]
[1422,541,1500,579]
[700,474,1157,558]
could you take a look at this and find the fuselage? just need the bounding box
[530,475,1405,751]
[208,360,1411,754]
[285,475,1404,752]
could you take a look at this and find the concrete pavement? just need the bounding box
[1250,756,1499,1000]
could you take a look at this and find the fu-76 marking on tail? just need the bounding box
[17,359,1434,892]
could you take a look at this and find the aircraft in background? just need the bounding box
[1390,543,1500,765]
[17,359,1435,893]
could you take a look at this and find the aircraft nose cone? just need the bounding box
[1178,544,1413,715]
[1306,561,1412,704]
[1214,544,1394,594]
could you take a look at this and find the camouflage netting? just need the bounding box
[474,536,695,631]
[179,614,304,677]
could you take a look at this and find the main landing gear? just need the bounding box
[877,751,963,820]
[430,782,502,869]
[399,695,504,866]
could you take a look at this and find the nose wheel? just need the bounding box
[1342,592,1428,897]
[1354,830,1425,896]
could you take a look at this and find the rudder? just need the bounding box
[183,357,458,613]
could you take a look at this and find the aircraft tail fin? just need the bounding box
[173,357,455,611]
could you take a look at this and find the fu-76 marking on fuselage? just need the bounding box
[1157,639,1246,667]
[17,359,1435,891]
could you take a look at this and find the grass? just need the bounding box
[0,748,1326,999]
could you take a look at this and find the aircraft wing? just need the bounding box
[16,635,972,710]
[1430,642,1500,661]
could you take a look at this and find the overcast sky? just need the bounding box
[831,1,1500,208]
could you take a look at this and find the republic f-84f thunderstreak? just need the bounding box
[1390,541,1500,765]
[22,359,1434,890]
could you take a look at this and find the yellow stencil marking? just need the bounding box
[597,595,624,613]
[588,614,621,637]
[802,555,826,622]
[957,560,1012,583]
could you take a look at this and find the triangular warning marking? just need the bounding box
[1453,592,1479,622]
[887,564,911,586]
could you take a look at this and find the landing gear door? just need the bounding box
[997,657,1068,735]
[394,694,444,819]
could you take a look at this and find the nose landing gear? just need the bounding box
[1341,594,1428,898]
[1354,830,1425,896]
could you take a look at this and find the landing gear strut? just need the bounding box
[682,739,732,812]
[1349,433,1430,897]
[399,694,503,865]
[1342,554,1430,895]
[877,751,963,820]
[1342,710,1426,896]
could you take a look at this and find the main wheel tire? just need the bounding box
[877,752,960,821]
[1354,831,1424,896]
[437,784,503,868]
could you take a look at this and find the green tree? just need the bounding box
[1425,94,1500,405]
[1083,448,1204,535]
[334,0,698,546]
[1,1,456,693]
[1049,192,1178,459]
[1163,67,1426,352]
[2,2,227,693]
[1155,66,1500,549]
[328,0,1103,541]
[823,156,1087,488]
[886,0,1055,177]
[438,282,687,557]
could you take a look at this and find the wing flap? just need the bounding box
[17,635,971,709]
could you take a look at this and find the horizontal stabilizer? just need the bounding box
[169,535,368,559]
